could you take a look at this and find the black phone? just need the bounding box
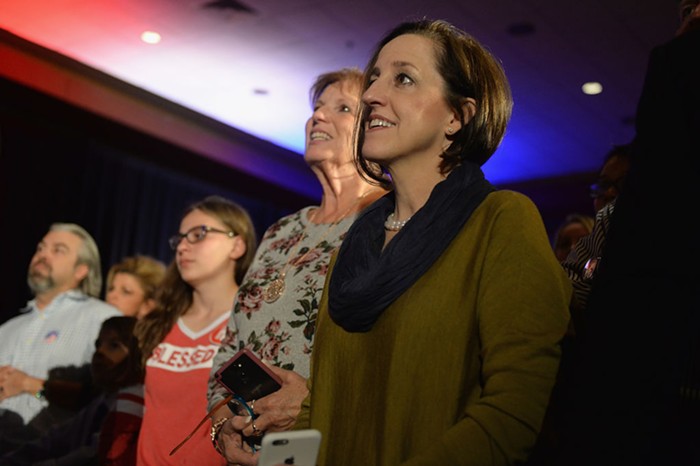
[215,348,282,402]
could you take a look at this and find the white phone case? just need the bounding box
[257,429,322,466]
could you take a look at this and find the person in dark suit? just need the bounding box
[559,2,700,465]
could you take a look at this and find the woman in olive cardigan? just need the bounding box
[290,19,572,465]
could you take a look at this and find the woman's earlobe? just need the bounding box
[462,97,478,123]
[138,299,157,319]
[230,236,247,261]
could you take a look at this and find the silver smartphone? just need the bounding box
[257,429,322,466]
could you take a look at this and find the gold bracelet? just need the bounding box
[210,417,229,455]
[170,395,234,457]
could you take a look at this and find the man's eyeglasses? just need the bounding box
[589,177,625,199]
[169,225,235,250]
[680,0,699,21]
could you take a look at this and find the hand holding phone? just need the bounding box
[215,348,282,401]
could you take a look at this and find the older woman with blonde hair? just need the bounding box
[207,68,387,464]
[105,255,166,319]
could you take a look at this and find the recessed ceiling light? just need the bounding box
[203,0,255,13]
[582,81,602,95]
[141,31,162,45]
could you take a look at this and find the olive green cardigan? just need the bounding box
[295,190,572,465]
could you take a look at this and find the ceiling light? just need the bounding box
[581,81,602,95]
[203,0,255,13]
[141,31,161,45]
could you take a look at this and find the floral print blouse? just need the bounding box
[207,206,357,409]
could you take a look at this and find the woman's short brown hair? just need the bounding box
[355,19,513,184]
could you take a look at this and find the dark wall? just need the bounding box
[0,77,316,324]
[501,173,598,245]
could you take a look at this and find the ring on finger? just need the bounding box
[250,399,256,415]
[251,422,262,437]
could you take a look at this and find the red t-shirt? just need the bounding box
[137,315,228,465]
[99,384,144,465]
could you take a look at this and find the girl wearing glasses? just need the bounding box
[134,195,256,466]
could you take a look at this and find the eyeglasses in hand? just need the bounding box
[169,225,235,250]
[228,394,261,452]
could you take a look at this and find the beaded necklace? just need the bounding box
[384,212,412,231]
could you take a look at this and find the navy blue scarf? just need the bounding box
[328,161,495,332]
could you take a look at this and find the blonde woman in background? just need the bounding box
[105,255,166,319]
[551,213,595,263]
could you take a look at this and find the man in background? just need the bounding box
[560,2,700,465]
[589,144,632,215]
[0,222,120,448]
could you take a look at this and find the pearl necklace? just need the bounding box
[384,212,412,231]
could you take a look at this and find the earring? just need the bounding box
[447,127,454,134]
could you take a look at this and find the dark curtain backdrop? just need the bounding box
[0,77,315,324]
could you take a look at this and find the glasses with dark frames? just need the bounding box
[680,0,699,21]
[588,176,626,199]
[168,225,235,250]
